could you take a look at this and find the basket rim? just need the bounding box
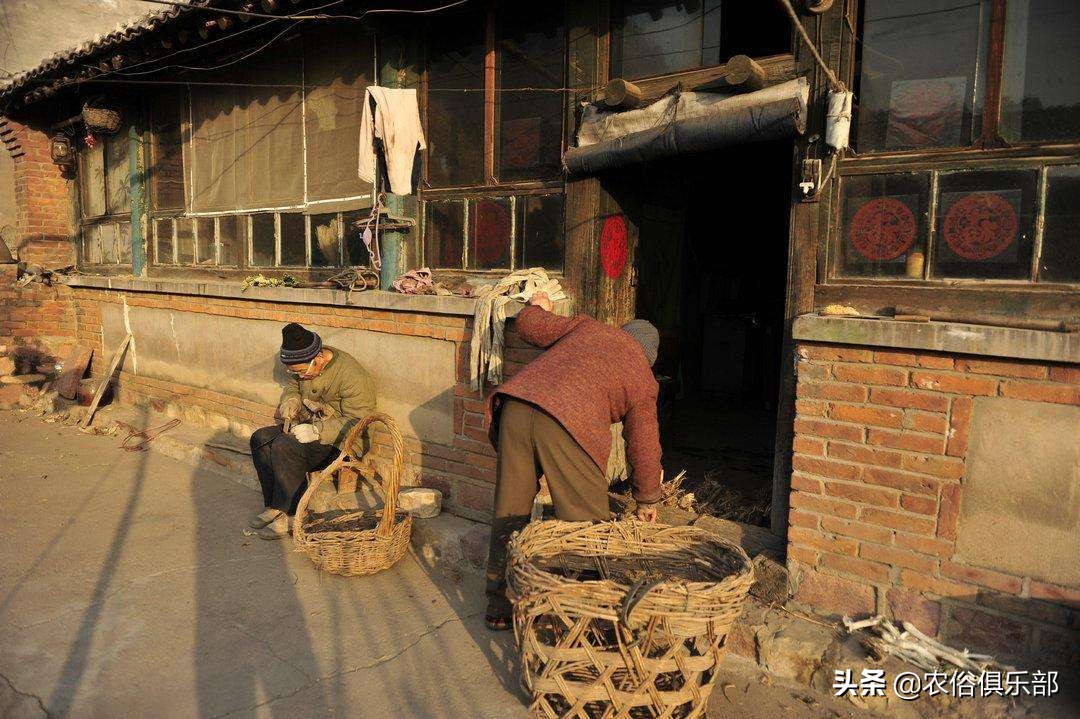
[507,519,755,597]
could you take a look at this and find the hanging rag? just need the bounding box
[358,87,427,196]
[469,268,566,392]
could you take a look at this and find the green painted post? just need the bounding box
[129,124,146,276]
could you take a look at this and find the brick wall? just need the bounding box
[787,342,1079,664]
[70,286,542,521]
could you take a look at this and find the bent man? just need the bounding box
[483,292,662,629]
[248,323,376,539]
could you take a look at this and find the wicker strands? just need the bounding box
[293,413,413,576]
[82,104,122,134]
[506,521,754,719]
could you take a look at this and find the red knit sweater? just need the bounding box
[486,305,663,504]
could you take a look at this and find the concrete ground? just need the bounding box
[0,409,878,719]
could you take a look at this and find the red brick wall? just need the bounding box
[70,286,542,521]
[787,343,1079,663]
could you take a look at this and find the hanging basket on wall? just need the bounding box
[81,103,122,134]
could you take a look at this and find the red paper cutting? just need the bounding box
[942,192,1018,260]
[600,215,628,279]
[849,197,917,261]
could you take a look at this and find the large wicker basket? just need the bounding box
[507,520,754,719]
[293,412,413,576]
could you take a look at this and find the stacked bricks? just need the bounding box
[787,343,1080,664]
[68,286,540,522]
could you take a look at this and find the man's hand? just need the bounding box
[278,396,303,422]
[528,291,554,313]
[290,423,319,444]
[635,504,658,523]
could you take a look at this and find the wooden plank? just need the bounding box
[80,334,131,429]
[56,345,93,400]
[979,0,1008,147]
[694,515,786,562]
[563,178,601,316]
[630,53,796,104]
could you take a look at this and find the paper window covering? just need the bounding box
[105,131,131,215]
[79,143,107,218]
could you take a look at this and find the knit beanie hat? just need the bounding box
[280,323,322,364]
[621,319,659,367]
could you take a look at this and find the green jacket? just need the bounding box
[281,346,377,449]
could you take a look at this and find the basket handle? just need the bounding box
[294,411,405,542]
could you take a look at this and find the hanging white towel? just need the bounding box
[358,87,427,195]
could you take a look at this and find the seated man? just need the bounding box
[483,292,662,629]
[248,323,377,539]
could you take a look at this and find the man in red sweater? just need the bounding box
[483,292,662,629]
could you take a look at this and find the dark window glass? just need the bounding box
[311,213,340,267]
[219,215,244,266]
[496,5,565,182]
[251,214,275,266]
[150,95,186,211]
[610,0,722,80]
[196,218,215,265]
[838,174,930,278]
[424,200,465,268]
[426,10,486,188]
[155,219,174,264]
[1001,1,1080,143]
[516,194,565,270]
[1040,165,1080,282]
[280,213,307,266]
[343,210,371,267]
[855,1,991,152]
[468,197,512,270]
[932,170,1038,280]
[176,218,195,264]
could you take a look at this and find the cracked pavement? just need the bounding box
[0,411,526,718]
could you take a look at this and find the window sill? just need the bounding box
[63,274,479,317]
[793,315,1079,364]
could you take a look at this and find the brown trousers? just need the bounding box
[485,397,610,615]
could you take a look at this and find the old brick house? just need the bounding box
[0,0,1076,668]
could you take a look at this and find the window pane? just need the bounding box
[515,194,565,270]
[1040,165,1080,282]
[426,10,486,188]
[196,218,215,265]
[838,174,930,278]
[155,219,174,264]
[84,225,103,264]
[219,215,244,266]
[343,210,371,267]
[610,0,722,80]
[176,218,195,264]
[468,197,512,270]
[855,1,991,152]
[150,95,186,210]
[105,131,130,215]
[311,213,341,267]
[116,222,132,264]
[251,214,275,266]
[100,224,117,264]
[496,5,565,182]
[280,213,306,266]
[1001,1,1080,142]
[931,170,1038,280]
[79,143,106,218]
[424,200,465,268]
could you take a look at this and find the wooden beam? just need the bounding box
[601,78,643,110]
[629,53,796,105]
[693,54,766,93]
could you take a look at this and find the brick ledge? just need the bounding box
[63,274,482,317]
[793,315,1080,365]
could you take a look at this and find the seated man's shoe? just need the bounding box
[257,512,291,540]
[249,508,282,529]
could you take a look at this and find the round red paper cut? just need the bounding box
[600,215,628,279]
[942,192,1018,260]
[474,199,511,267]
[849,197,916,261]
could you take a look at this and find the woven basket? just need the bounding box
[294,412,413,576]
[507,520,754,719]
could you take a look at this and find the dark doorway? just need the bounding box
[624,140,793,526]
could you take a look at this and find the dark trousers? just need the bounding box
[250,425,340,515]
[485,398,610,615]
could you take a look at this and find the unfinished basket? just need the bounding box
[81,104,122,134]
[507,520,754,719]
[293,412,412,576]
